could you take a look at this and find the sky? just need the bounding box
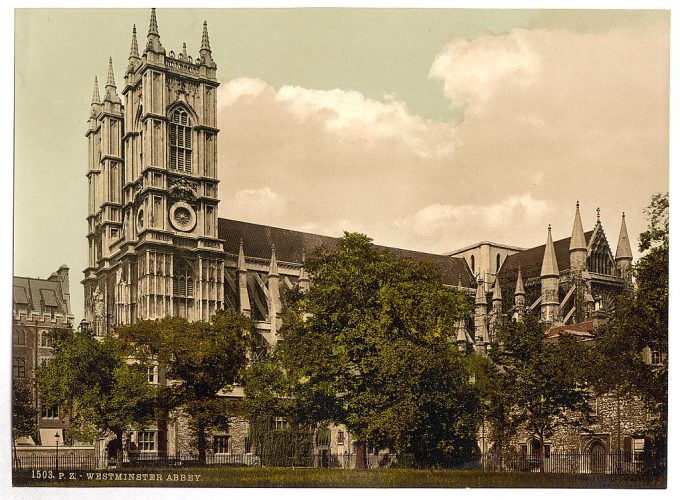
[13,8,670,323]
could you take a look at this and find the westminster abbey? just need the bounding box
[80,9,649,460]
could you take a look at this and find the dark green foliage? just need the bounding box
[247,232,477,467]
[119,310,253,464]
[590,193,668,452]
[12,378,37,439]
[36,328,157,467]
[490,315,592,472]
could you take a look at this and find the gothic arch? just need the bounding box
[166,101,198,124]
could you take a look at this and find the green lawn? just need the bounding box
[14,467,666,488]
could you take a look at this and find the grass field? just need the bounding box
[13,467,666,488]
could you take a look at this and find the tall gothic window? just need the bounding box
[169,109,192,173]
[173,259,194,298]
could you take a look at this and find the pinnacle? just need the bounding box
[615,212,633,261]
[541,225,560,277]
[148,8,159,36]
[475,279,486,306]
[129,24,140,59]
[106,57,116,87]
[269,244,279,277]
[237,239,247,271]
[569,200,587,251]
[514,268,525,296]
[492,278,502,302]
[91,76,100,104]
[201,20,211,51]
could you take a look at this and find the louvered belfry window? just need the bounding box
[173,259,194,298]
[169,109,192,173]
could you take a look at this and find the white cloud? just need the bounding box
[215,22,668,258]
[429,29,540,113]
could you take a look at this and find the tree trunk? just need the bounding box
[354,440,367,470]
[115,431,124,469]
[538,434,545,474]
[197,421,206,466]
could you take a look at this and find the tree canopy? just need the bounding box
[490,314,591,471]
[36,328,157,467]
[589,193,668,450]
[119,310,253,463]
[250,232,477,467]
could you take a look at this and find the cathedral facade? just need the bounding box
[82,10,647,462]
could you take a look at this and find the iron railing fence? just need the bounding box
[12,450,666,475]
[13,453,99,471]
[477,450,666,475]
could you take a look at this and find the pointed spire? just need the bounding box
[145,8,164,53]
[492,278,502,303]
[455,318,468,346]
[514,268,525,296]
[103,58,121,104]
[199,20,216,68]
[90,76,101,118]
[106,57,116,87]
[129,24,140,59]
[268,244,279,277]
[475,278,486,306]
[91,76,100,104]
[541,225,560,277]
[237,239,247,272]
[615,212,633,261]
[148,7,159,36]
[201,21,211,51]
[569,201,587,251]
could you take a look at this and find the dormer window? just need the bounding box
[169,109,192,173]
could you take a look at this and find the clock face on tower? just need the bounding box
[169,201,197,232]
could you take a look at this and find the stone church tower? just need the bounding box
[83,9,224,335]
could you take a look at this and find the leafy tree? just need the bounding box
[466,355,518,465]
[270,232,476,468]
[590,193,668,454]
[36,328,157,468]
[119,310,253,464]
[490,315,591,472]
[12,379,37,440]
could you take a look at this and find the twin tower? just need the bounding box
[83,9,224,335]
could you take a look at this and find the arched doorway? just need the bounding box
[590,441,607,473]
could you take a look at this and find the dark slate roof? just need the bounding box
[13,276,68,314]
[218,218,475,287]
[497,231,594,287]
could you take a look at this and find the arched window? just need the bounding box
[173,259,194,298]
[496,253,501,272]
[470,255,475,273]
[169,109,192,173]
[13,357,26,378]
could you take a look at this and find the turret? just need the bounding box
[268,245,281,336]
[541,225,560,323]
[474,278,489,354]
[615,212,634,285]
[569,201,587,272]
[237,240,251,317]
